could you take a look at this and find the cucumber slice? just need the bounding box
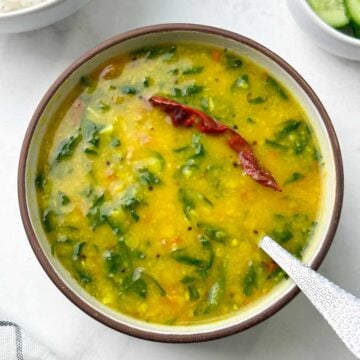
[351,21,360,37]
[308,0,350,27]
[345,0,360,25]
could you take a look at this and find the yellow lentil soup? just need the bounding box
[36,43,323,325]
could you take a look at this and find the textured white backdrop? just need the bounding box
[0,0,359,359]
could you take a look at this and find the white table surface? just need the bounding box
[1,0,360,359]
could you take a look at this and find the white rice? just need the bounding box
[0,0,48,13]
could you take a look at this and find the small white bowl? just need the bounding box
[0,0,91,34]
[287,0,360,61]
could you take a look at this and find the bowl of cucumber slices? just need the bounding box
[288,0,360,61]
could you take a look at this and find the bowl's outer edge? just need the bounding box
[17,23,344,343]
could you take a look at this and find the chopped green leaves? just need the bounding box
[265,120,315,157]
[268,267,288,281]
[106,217,124,236]
[231,74,249,90]
[121,86,137,95]
[284,172,304,185]
[200,97,214,112]
[81,120,103,154]
[111,138,121,147]
[225,52,243,69]
[265,139,287,150]
[169,68,179,75]
[172,84,204,98]
[79,75,96,93]
[103,240,134,279]
[85,188,106,229]
[71,243,92,285]
[175,135,205,179]
[54,131,81,163]
[185,84,204,96]
[266,76,288,100]
[188,285,200,300]
[79,75,93,87]
[197,222,228,243]
[178,188,212,220]
[132,45,176,60]
[138,168,161,186]
[182,66,204,75]
[58,191,70,205]
[120,186,140,208]
[42,208,57,233]
[35,172,45,190]
[84,166,162,230]
[204,165,223,190]
[278,120,301,136]
[119,185,142,222]
[248,96,267,104]
[182,134,204,160]
[105,244,166,298]
[142,273,166,296]
[88,189,105,207]
[171,235,214,271]
[178,188,196,220]
[242,264,257,296]
[172,88,183,97]
[151,152,166,171]
[181,275,197,284]
[72,242,86,261]
[123,276,148,299]
[96,101,110,113]
[104,250,122,274]
[171,249,208,268]
[121,267,166,299]
[270,213,316,259]
[191,134,205,159]
[87,206,106,229]
[74,266,92,283]
[272,227,294,244]
[194,264,225,315]
[174,145,190,153]
[143,76,152,87]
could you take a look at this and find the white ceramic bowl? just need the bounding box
[18,24,343,342]
[287,0,360,61]
[0,0,90,34]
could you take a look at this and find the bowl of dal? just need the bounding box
[18,24,343,342]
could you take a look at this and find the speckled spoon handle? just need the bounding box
[260,236,360,359]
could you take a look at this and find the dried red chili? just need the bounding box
[149,96,227,133]
[149,95,281,191]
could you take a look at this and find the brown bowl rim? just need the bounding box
[18,23,344,343]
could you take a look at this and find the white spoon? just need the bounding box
[260,236,360,359]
